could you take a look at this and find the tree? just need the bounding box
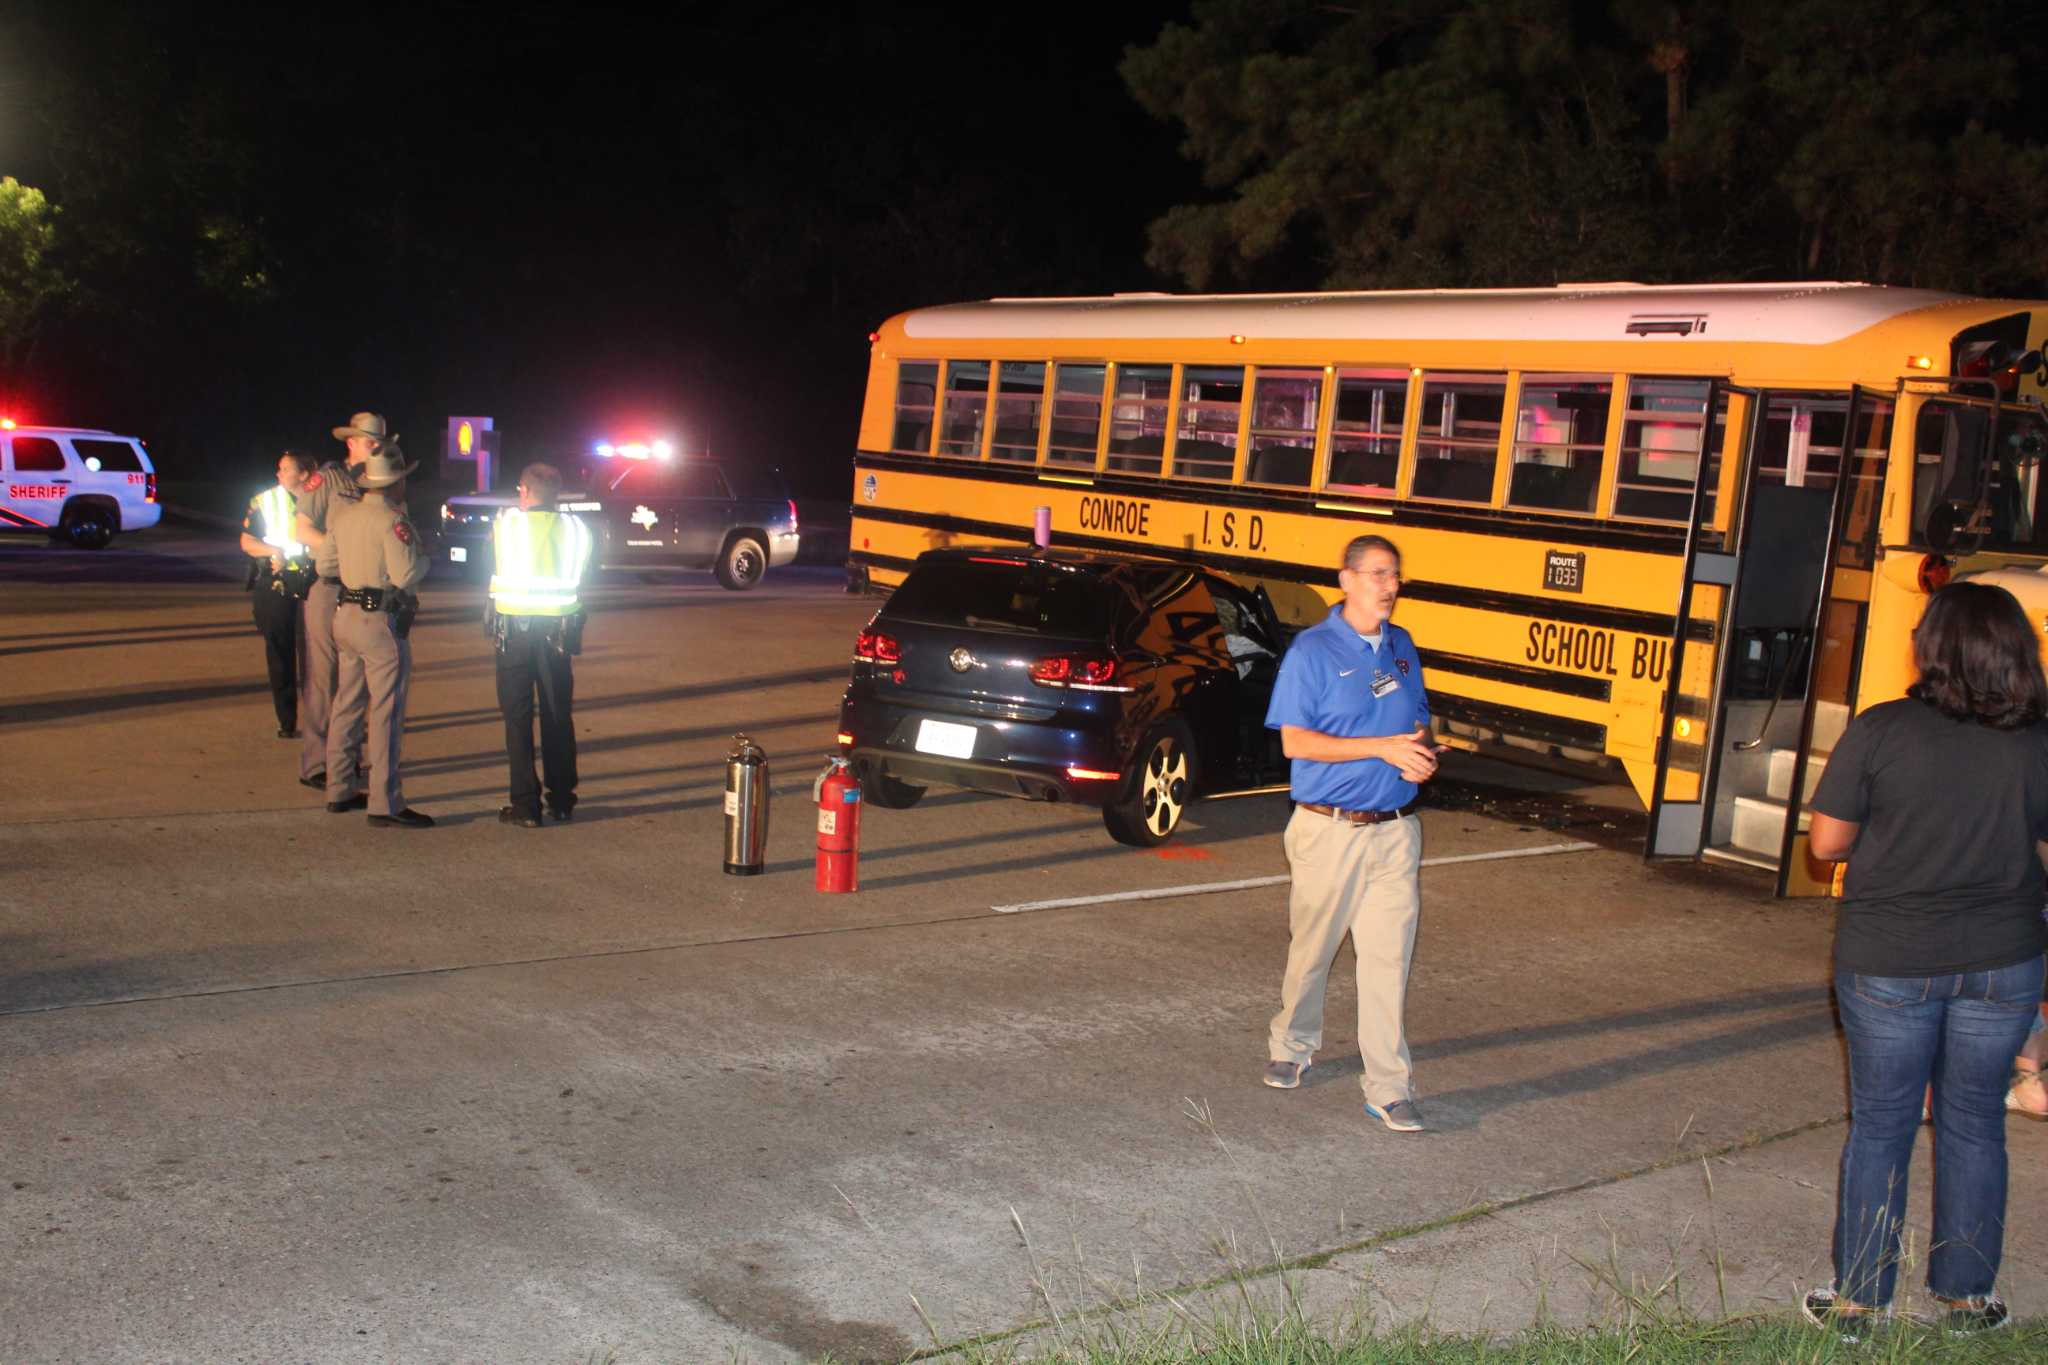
[0,177,75,378]
[1123,0,2048,295]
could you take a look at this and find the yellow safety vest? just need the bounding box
[490,508,593,616]
[257,485,306,558]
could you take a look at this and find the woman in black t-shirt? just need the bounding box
[1802,582,2048,1339]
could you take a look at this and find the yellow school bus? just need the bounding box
[847,284,2048,893]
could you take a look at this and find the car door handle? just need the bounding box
[50,478,71,484]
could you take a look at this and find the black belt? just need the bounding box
[319,575,341,586]
[338,586,388,610]
[1298,800,1418,825]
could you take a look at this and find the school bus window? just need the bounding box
[1912,400,2048,551]
[1327,370,1406,494]
[1509,375,1610,514]
[1173,366,1243,480]
[1046,363,1106,466]
[1245,369,1322,488]
[1836,398,1894,569]
[892,362,937,454]
[1412,373,1505,503]
[938,361,992,458]
[1755,394,1851,491]
[1106,364,1172,475]
[1988,413,2048,551]
[1616,377,1717,522]
[991,361,1046,463]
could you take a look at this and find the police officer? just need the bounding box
[237,450,314,737]
[326,441,434,828]
[489,462,593,827]
[293,412,385,791]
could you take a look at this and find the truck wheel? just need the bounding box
[1103,718,1195,847]
[60,504,117,550]
[715,534,768,590]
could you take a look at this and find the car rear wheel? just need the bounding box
[858,762,925,809]
[1104,718,1195,847]
[715,534,768,590]
[59,503,116,550]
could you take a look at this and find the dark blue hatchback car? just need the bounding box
[837,547,1290,845]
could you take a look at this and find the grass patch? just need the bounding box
[899,1313,2048,1363]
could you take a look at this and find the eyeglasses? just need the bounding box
[1345,567,1402,584]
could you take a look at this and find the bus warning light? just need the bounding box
[1229,334,1246,345]
[1907,354,1934,370]
[1917,554,1952,593]
[1674,718,1694,739]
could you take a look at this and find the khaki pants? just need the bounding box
[328,603,411,817]
[1268,806,1422,1106]
[299,580,341,781]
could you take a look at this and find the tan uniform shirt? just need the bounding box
[331,492,429,593]
[299,463,361,578]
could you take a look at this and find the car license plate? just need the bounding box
[914,718,976,759]
[449,546,468,563]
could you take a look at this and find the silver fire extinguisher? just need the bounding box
[723,734,770,875]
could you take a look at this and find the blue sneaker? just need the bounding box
[1365,1098,1427,1132]
[1261,1060,1306,1090]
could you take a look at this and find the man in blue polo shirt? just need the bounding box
[1262,533,1444,1132]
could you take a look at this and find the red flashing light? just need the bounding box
[145,472,157,503]
[867,331,879,343]
[835,731,854,748]
[0,417,15,430]
[1066,766,1121,781]
[788,498,798,531]
[854,628,901,664]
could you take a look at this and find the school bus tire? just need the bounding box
[1104,717,1195,847]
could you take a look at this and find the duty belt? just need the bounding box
[319,575,342,586]
[338,586,389,610]
[1297,800,1419,825]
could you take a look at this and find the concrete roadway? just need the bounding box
[2,523,2043,1362]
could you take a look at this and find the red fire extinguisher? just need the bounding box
[814,755,861,893]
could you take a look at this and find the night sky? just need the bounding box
[2,2,1196,494]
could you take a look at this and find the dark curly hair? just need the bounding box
[1908,582,2048,730]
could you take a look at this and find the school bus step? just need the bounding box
[1703,843,1779,873]
[1731,794,1810,858]
[1764,746,1830,804]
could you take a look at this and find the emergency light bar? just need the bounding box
[594,438,679,462]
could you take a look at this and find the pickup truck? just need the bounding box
[439,452,800,589]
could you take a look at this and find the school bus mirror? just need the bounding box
[1923,499,1984,556]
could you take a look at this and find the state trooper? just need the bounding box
[293,412,383,792]
[326,441,434,828]
[488,461,593,828]
[237,450,314,738]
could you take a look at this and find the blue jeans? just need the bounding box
[1832,957,2043,1307]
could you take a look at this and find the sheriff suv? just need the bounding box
[438,448,799,589]
[1,424,161,549]
[837,548,1291,845]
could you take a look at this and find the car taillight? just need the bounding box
[855,628,901,664]
[144,473,157,503]
[1030,654,1120,688]
[788,498,799,531]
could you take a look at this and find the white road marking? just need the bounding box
[989,840,1599,915]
